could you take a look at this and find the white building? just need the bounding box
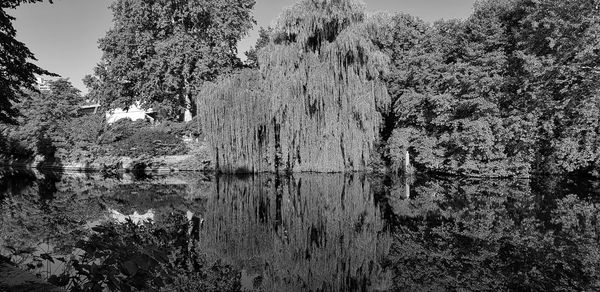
[105,102,156,124]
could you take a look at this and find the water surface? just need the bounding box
[0,169,598,291]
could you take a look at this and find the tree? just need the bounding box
[0,0,55,124]
[198,0,391,173]
[377,0,600,176]
[376,5,524,176]
[6,79,82,159]
[389,176,600,290]
[244,26,272,68]
[499,0,600,173]
[90,0,256,121]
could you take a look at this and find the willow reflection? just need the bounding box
[198,174,393,291]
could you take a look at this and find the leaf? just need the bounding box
[15,247,36,255]
[123,260,138,276]
[55,256,67,263]
[90,263,99,275]
[107,275,120,291]
[40,253,54,263]
[92,226,107,233]
[134,254,151,270]
[152,249,169,263]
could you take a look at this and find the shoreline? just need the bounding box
[1,157,596,180]
[0,154,212,174]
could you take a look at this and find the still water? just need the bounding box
[0,168,599,291]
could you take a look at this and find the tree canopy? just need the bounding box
[89,0,256,121]
[197,0,599,176]
[379,0,600,176]
[0,0,55,124]
[198,0,391,173]
[5,79,82,159]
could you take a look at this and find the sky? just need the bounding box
[10,0,475,93]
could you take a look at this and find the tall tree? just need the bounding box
[0,0,55,124]
[501,0,600,173]
[199,0,391,173]
[379,0,600,176]
[377,4,522,176]
[91,0,255,121]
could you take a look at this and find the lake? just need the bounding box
[1,168,599,291]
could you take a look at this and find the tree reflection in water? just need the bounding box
[199,174,394,291]
[1,168,600,291]
[0,171,393,291]
[387,175,600,291]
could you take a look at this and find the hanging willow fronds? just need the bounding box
[198,0,390,173]
[198,70,275,173]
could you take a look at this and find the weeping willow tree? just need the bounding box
[198,0,390,173]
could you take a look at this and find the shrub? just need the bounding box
[66,114,105,146]
[155,116,202,139]
[97,119,188,157]
[110,128,188,157]
[0,132,33,159]
[99,119,152,145]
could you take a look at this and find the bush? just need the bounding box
[66,114,106,146]
[155,116,202,139]
[111,128,188,156]
[98,118,152,145]
[97,119,189,157]
[3,115,195,163]
[0,132,33,159]
[52,114,108,161]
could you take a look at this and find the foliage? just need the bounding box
[88,0,256,121]
[98,119,150,145]
[154,116,202,139]
[2,0,52,8]
[62,114,106,161]
[0,0,56,124]
[1,79,82,160]
[507,0,600,173]
[110,128,188,157]
[68,115,105,146]
[376,0,600,176]
[198,174,392,291]
[1,78,193,162]
[3,167,600,290]
[386,175,600,291]
[64,218,185,291]
[198,0,599,176]
[198,0,391,172]
[244,26,272,68]
[0,170,236,291]
[98,119,189,157]
[0,131,33,159]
